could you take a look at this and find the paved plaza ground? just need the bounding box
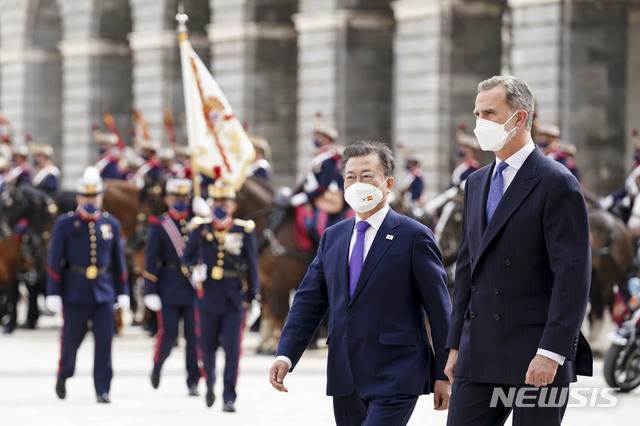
[1,307,638,426]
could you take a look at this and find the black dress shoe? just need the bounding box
[222,401,236,413]
[205,390,214,407]
[96,392,111,403]
[55,378,66,399]
[188,385,199,396]
[150,370,160,389]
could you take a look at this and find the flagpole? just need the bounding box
[175,5,201,198]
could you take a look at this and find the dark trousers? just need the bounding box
[447,378,569,426]
[332,392,419,426]
[153,305,200,388]
[198,306,244,403]
[58,302,114,395]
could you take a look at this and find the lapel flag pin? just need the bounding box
[386,234,394,240]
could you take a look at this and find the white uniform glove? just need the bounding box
[290,192,309,207]
[116,294,130,310]
[192,196,212,218]
[245,299,262,329]
[45,295,63,314]
[191,263,207,284]
[144,294,162,312]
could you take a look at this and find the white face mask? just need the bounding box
[473,111,518,152]
[344,178,388,213]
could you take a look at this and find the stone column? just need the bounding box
[509,0,629,194]
[294,2,394,182]
[0,0,63,162]
[57,0,132,188]
[392,0,503,198]
[209,0,298,186]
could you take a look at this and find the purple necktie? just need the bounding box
[349,220,371,297]
[486,161,509,222]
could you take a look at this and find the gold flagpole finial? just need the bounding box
[175,3,189,37]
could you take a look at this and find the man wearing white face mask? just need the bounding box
[445,76,592,426]
[270,141,452,425]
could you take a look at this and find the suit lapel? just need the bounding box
[349,209,399,305]
[475,148,542,263]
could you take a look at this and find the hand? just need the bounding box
[116,294,130,310]
[433,380,451,410]
[269,360,290,392]
[525,354,558,387]
[191,263,207,283]
[289,192,308,207]
[444,349,458,384]
[45,295,62,314]
[192,196,212,218]
[144,294,162,312]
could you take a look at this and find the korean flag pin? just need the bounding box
[386,234,394,240]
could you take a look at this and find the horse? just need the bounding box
[587,208,635,355]
[234,176,317,354]
[0,182,58,332]
[0,224,23,332]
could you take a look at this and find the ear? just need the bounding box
[516,110,528,128]
[386,176,394,193]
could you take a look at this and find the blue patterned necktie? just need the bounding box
[486,161,509,223]
[349,220,371,297]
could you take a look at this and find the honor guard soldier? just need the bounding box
[94,127,125,180]
[143,178,201,396]
[290,113,346,242]
[45,166,130,404]
[4,144,31,186]
[183,180,260,413]
[133,139,163,188]
[247,134,272,180]
[451,131,481,187]
[30,144,60,194]
[400,153,425,204]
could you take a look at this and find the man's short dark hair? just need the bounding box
[341,141,395,177]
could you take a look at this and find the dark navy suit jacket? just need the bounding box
[277,208,452,397]
[446,147,592,385]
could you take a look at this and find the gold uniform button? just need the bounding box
[218,252,224,259]
[217,260,224,266]
[91,257,97,263]
[90,236,97,241]
[182,236,188,242]
[206,233,213,242]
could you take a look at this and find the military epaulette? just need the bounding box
[233,218,255,233]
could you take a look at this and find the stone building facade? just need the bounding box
[0,0,638,197]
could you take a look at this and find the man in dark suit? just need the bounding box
[445,75,592,426]
[269,141,452,426]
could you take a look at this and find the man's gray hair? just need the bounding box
[478,75,535,130]
[341,141,395,177]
